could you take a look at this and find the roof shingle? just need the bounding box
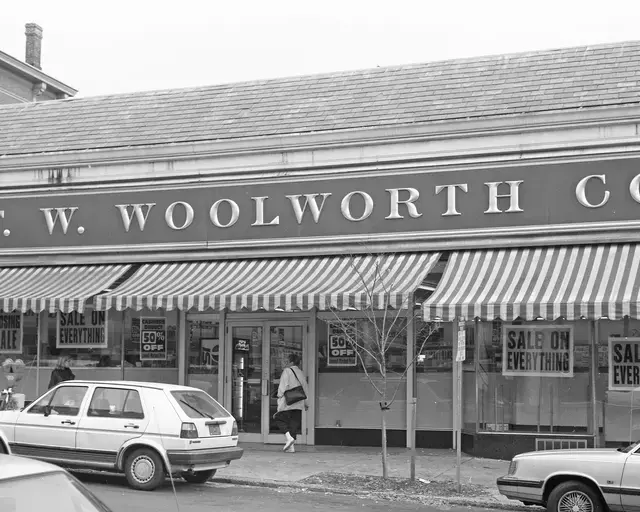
[1,40,640,157]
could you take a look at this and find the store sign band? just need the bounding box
[4,158,640,257]
[502,326,574,377]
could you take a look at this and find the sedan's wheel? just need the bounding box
[548,481,603,512]
[124,448,165,491]
[182,469,217,484]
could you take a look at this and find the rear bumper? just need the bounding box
[167,446,244,472]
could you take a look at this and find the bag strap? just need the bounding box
[288,366,303,387]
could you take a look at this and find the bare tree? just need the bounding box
[321,253,439,479]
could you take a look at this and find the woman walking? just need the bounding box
[274,353,308,453]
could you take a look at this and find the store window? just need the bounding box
[598,319,638,446]
[477,319,592,434]
[316,313,407,429]
[187,319,220,399]
[415,320,453,430]
[123,309,178,384]
[38,309,124,395]
[0,311,38,402]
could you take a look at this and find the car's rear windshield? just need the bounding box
[0,472,111,512]
[171,390,228,419]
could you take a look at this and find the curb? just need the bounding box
[211,476,538,511]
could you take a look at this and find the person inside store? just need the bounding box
[273,353,309,453]
[48,355,75,389]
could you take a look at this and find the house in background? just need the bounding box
[0,23,76,104]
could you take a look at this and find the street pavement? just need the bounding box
[80,472,502,512]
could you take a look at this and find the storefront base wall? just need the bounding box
[416,430,453,449]
[314,429,453,448]
[315,428,406,447]
[462,433,595,460]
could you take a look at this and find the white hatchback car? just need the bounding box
[0,380,243,491]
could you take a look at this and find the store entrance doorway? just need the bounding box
[226,321,307,444]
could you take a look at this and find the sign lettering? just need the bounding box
[57,310,107,348]
[609,337,640,390]
[0,312,22,353]
[502,326,574,377]
[140,317,167,360]
[327,322,357,367]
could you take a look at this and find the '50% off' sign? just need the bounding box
[140,317,167,360]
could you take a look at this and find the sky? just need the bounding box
[1,0,640,98]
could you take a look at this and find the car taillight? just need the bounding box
[180,422,198,439]
[508,460,518,475]
[231,420,238,436]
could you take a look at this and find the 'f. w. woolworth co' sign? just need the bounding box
[0,158,640,257]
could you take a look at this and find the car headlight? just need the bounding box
[508,460,518,475]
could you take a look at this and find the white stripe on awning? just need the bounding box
[423,244,640,321]
[0,265,131,313]
[95,253,441,312]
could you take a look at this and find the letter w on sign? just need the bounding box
[40,207,79,235]
[115,203,156,232]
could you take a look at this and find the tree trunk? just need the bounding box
[381,406,388,479]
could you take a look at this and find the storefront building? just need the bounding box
[1,41,640,459]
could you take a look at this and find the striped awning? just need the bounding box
[95,253,441,312]
[423,244,640,321]
[0,265,131,313]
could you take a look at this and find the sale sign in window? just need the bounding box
[140,317,167,361]
[327,321,357,367]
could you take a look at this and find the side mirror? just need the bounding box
[43,405,51,417]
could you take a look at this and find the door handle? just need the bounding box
[262,379,268,396]
[124,424,139,429]
[61,420,75,425]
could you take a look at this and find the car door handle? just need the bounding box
[124,424,139,429]
[61,420,75,425]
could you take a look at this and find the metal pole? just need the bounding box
[456,357,462,493]
[410,397,417,480]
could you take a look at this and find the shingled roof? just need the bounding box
[1,40,640,157]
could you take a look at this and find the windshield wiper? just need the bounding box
[180,399,212,419]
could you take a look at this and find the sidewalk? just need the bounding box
[213,443,524,510]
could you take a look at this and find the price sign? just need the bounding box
[140,317,167,361]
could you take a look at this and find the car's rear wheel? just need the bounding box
[548,481,603,512]
[124,448,165,491]
[182,469,217,484]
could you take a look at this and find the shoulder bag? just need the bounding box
[284,367,307,406]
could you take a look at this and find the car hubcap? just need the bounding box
[558,491,593,512]
[131,455,155,484]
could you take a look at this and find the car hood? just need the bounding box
[515,449,622,461]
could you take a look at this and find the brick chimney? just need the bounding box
[25,23,43,70]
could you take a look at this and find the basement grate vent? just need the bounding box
[535,438,587,451]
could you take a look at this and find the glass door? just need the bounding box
[228,325,264,442]
[264,322,306,444]
[227,321,307,444]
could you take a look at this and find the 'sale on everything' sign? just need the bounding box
[57,310,107,349]
[609,337,640,390]
[502,326,574,377]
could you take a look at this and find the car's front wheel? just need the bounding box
[124,448,165,491]
[548,481,603,512]
[182,469,217,484]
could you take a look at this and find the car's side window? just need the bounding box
[27,389,55,414]
[29,386,88,416]
[87,387,144,419]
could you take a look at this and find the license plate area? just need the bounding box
[208,424,221,436]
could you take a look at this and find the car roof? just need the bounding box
[0,454,63,481]
[67,380,201,392]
